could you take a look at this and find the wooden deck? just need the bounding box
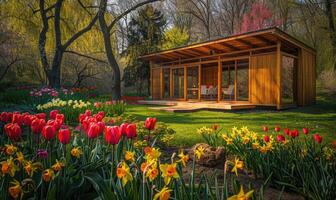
[138,100,256,112]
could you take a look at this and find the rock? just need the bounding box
[189,143,226,167]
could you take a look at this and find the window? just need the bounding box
[173,68,184,99]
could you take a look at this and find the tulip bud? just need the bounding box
[274,126,280,132]
[283,128,290,135]
[276,134,285,142]
[49,110,59,119]
[42,125,56,141]
[58,128,71,145]
[313,134,322,144]
[104,126,121,145]
[263,126,268,132]
[302,128,309,135]
[120,123,129,136]
[87,123,100,139]
[4,123,22,141]
[263,135,270,143]
[126,124,137,139]
[145,117,156,130]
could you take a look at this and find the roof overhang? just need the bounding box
[140,27,315,63]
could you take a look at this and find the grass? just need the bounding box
[125,92,336,147]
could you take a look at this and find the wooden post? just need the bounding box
[184,65,187,101]
[169,67,173,99]
[198,64,201,101]
[276,41,282,110]
[149,61,153,98]
[217,57,222,102]
[160,68,163,99]
[234,60,237,101]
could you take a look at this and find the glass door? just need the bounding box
[172,68,184,99]
[187,66,199,100]
[221,61,235,101]
[163,68,170,98]
[236,59,249,101]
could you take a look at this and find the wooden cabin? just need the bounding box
[141,27,316,110]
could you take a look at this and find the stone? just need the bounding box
[189,143,226,167]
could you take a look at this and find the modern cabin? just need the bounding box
[141,27,316,110]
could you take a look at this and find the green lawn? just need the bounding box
[125,93,336,147]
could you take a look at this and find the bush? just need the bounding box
[319,68,336,93]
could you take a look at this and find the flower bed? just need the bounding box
[0,111,267,200]
[198,125,336,200]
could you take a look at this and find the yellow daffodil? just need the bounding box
[4,144,17,155]
[195,146,205,160]
[153,187,172,200]
[197,127,213,135]
[51,160,65,172]
[259,146,268,154]
[144,147,161,161]
[71,147,83,158]
[42,169,55,182]
[159,163,179,185]
[228,186,254,200]
[15,152,24,164]
[252,142,260,150]
[24,161,42,177]
[8,180,22,199]
[125,151,135,162]
[242,136,250,144]
[1,157,19,177]
[227,157,244,176]
[177,151,189,167]
[116,162,133,186]
[222,134,233,145]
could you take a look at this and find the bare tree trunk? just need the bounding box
[324,0,336,69]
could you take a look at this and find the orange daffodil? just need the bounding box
[71,147,83,158]
[42,169,55,182]
[228,186,254,200]
[24,161,42,177]
[8,180,22,199]
[4,144,17,155]
[52,160,65,172]
[15,152,24,164]
[125,151,135,162]
[116,161,133,186]
[144,146,161,160]
[1,157,19,177]
[153,186,172,200]
[159,163,179,185]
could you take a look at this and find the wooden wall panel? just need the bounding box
[250,53,278,105]
[201,66,218,86]
[151,68,161,100]
[297,49,316,105]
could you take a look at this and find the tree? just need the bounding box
[239,2,283,33]
[98,0,162,100]
[161,27,189,50]
[124,5,166,95]
[34,0,100,88]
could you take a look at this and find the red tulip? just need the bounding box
[55,114,65,124]
[302,128,309,135]
[263,126,268,132]
[332,141,336,149]
[120,123,129,136]
[276,134,285,142]
[274,126,280,132]
[126,124,137,139]
[47,119,62,131]
[283,128,290,135]
[85,110,92,116]
[104,126,121,145]
[289,129,299,138]
[58,128,71,145]
[42,125,56,141]
[35,113,46,120]
[263,135,270,143]
[313,134,322,144]
[4,123,22,141]
[145,117,156,130]
[12,113,23,125]
[23,115,35,126]
[49,110,59,119]
[87,123,101,139]
[97,121,105,133]
[0,112,12,122]
[31,119,46,134]
[94,113,104,122]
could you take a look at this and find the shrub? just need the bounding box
[319,68,336,93]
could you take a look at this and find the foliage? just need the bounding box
[202,126,336,200]
[0,110,268,200]
[124,5,166,95]
[319,68,336,93]
[161,27,189,50]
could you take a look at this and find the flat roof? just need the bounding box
[141,27,315,63]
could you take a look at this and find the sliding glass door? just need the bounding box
[172,68,184,99]
[221,59,249,101]
[187,66,199,100]
[163,68,170,98]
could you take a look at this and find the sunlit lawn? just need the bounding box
[125,93,336,147]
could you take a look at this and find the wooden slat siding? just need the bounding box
[276,41,282,110]
[169,67,173,99]
[151,68,161,100]
[234,60,237,101]
[160,68,163,99]
[297,49,316,105]
[250,53,277,105]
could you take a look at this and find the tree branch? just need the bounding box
[64,50,108,64]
